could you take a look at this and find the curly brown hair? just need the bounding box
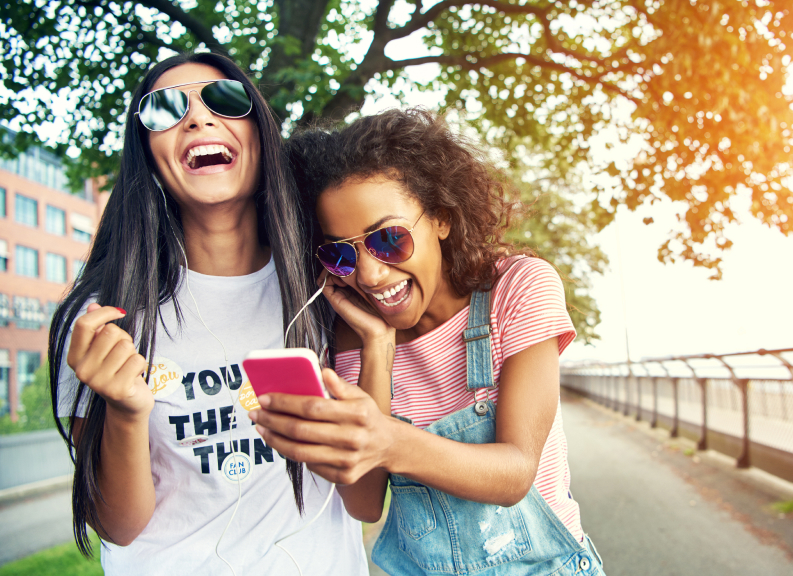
[286,108,528,296]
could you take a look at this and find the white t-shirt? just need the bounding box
[58,259,368,576]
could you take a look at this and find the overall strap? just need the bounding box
[462,287,495,392]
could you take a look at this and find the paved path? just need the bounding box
[0,488,73,566]
[563,394,793,576]
[3,396,792,575]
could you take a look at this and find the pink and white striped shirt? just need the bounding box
[335,256,583,541]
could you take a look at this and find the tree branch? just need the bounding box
[382,52,641,104]
[390,0,551,41]
[134,0,227,55]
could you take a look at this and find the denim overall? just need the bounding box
[372,290,606,576]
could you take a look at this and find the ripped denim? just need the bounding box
[371,401,606,576]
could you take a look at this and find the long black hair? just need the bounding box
[48,52,323,556]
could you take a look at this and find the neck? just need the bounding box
[395,269,471,344]
[180,198,270,276]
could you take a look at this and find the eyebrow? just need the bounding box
[323,214,408,241]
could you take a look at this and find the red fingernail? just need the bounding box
[116,307,127,314]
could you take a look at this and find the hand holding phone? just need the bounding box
[243,348,328,399]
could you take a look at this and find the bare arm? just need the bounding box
[68,304,156,545]
[333,319,394,521]
[252,336,560,507]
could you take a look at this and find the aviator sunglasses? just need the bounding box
[136,80,252,132]
[317,212,425,277]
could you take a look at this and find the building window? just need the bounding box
[73,229,91,243]
[45,301,59,323]
[15,245,39,277]
[17,351,41,393]
[13,296,44,330]
[73,259,85,280]
[46,253,67,283]
[0,350,9,416]
[0,187,6,218]
[0,294,9,326]
[70,213,94,243]
[0,240,7,272]
[14,194,38,227]
[45,205,66,235]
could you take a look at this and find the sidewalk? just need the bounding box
[563,393,793,575]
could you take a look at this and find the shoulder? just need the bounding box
[493,256,562,297]
[334,316,363,353]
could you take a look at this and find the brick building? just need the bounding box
[0,136,107,420]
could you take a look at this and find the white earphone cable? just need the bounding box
[155,178,335,576]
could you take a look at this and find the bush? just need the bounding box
[0,363,57,435]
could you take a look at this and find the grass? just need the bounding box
[0,532,103,576]
[771,500,793,515]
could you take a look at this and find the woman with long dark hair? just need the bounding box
[49,53,366,575]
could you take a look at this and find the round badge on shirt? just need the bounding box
[237,380,261,411]
[147,356,184,399]
[222,452,252,484]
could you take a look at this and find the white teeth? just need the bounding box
[371,280,409,305]
[186,144,234,168]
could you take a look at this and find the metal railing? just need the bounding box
[561,348,793,482]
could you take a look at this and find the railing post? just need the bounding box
[736,378,751,469]
[636,376,642,421]
[623,374,631,416]
[651,377,658,428]
[671,377,679,438]
[697,377,708,451]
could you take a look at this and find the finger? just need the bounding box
[86,303,102,313]
[261,393,342,422]
[322,368,369,401]
[67,306,127,367]
[82,323,134,367]
[74,333,136,388]
[257,410,368,449]
[258,426,353,466]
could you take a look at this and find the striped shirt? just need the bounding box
[335,256,583,541]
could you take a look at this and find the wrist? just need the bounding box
[380,416,410,473]
[104,402,152,429]
[360,329,396,349]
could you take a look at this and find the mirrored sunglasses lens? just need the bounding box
[139,89,188,131]
[202,80,252,117]
[317,243,357,276]
[365,226,414,263]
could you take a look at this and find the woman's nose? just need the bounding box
[182,90,215,130]
[355,246,390,287]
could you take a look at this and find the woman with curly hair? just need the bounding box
[250,109,605,575]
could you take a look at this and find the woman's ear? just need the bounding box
[435,209,451,241]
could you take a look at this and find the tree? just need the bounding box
[0,363,55,434]
[2,0,791,315]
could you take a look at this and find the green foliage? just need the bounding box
[771,500,793,514]
[0,531,102,576]
[4,0,792,336]
[505,168,607,344]
[0,363,57,435]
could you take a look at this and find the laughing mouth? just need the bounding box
[185,144,235,169]
[371,279,411,307]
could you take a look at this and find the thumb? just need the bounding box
[86,303,102,313]
[322,368,367,400]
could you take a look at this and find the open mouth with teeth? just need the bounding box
[185,145,235,169]
[371,279,412,308]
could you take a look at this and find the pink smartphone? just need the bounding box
[242,348,327,398]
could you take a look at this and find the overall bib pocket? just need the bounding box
[393,484,437,540]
